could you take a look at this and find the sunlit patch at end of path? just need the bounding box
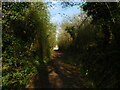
[53,45,59,51]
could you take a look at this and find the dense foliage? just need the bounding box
[2,1,120,88]
[58,2,120,88]
[2,2,56,89]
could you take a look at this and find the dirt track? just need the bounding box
[25,51,87,88]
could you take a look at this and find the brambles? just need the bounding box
[2,2,56,89]
[57,2,120,88]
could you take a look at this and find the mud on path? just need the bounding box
[25,51,88,88]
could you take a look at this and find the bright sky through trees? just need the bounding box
[47,2,81,25]
[45,1,82,40]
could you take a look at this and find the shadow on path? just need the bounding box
[25,64,51,88]
[25,50,87,88]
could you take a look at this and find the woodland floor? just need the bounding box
[25,50,88,88]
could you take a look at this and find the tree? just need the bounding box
[82,2,120,48]
[2,2,56,88]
